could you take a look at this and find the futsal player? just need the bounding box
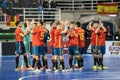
[66,22,78,70]
[30,21,44,72]
[31,22,38,70]
[52,21,67,72]
[15,21,29,71]
[49,21,56,69]
[95,20,108,70]
[21,20,31,69]
[75,21,85,70]
[87,21,100,70]
[40,21,49,70]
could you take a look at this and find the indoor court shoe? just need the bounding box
[53,67,59,72]
[33,69,41,73]
[15,67,21,71]
[21,66,26,69]
[67,68,73,72]
[92,65,97,70]
[52,67,56,71]
[54,69,59,73]
[59,65,62,70]
[21,66,28,71]
[46,68,52,72]
[102,66,108,70]
[28,67,35,71]
[61,69,66,72]
[79,67,83,71]
[97,66,102,70]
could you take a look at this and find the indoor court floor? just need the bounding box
[0,54,120,80]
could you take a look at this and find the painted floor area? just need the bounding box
[0,54,120,80]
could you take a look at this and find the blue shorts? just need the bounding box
[50,46,54,55]
[39,46,46,55]
[68,46,78,56]
[98,46,106,55]
[31,46,35,55]
[32,46,46,56]
[91,45,101,55]
[15,42,26,55]
[79,47,85,55]
[54,48,62,56]
[33,46,40,56]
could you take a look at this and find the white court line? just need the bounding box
[18,72,120,80]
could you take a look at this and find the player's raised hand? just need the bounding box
[89,20,93,24]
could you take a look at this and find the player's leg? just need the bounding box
[50,46,55,69]
[41,46,48,69]
[51,46,55,69]
[42,55,48,69]
[31,46,36,69]
[59,48,65,70]
[53,48,59,71]
[15,42,20,71]
[77,47,84,70]
[98,46,107,70]
[34,46,42,71]
[22,42,29,68]
[25,42,31,66]
[32,55,36,68]
[73,46,79,69]
[92,45,98,70]
[68,46,73,69]
[23,54,29,68]
[22,42,31,67]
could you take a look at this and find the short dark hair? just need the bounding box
[33,23,37,25]
[24,23,27,28]
[70,21,75,24]
[39,20,43,26]
[15,21,20,26]
[76,21,81,27]
[56,21,61,25]
[50,21,55,26]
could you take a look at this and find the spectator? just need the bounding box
[30,0,39,8]
[106,25,114,40]
[50,0,57,21]
[0,0,8,13]
[19,0,30,8]
[50,0,57,8]
[8,0,18,8]
[38,0,44,6]
[43,0,49,21]
[43,0,49,8]
[114,27,120,40]
[7,0,18,21]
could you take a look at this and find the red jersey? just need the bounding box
[90,30,98,46]
[54,29,63,48]
[67,29,78,46]
[15,28,24,42]
[39,27,46,46]
[76,28,85,48]
[33,27,46,46]
[33,27,41,46]
[39,27,46,41]
[31,28,37,47]
[98,30,106,46]
[50,29,55,46]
